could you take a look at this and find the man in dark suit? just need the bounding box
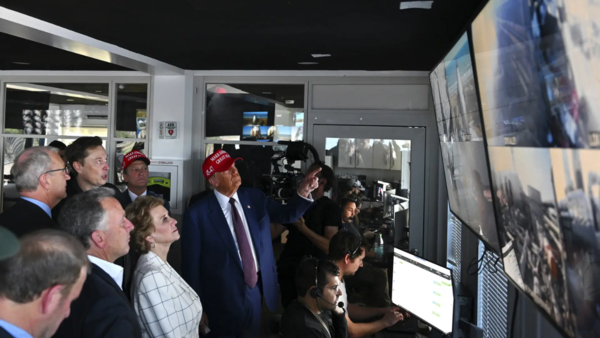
[0,230,89,338]
[182,149,320,337]
[52,137,126,221]
[54,188,141,338]
[120,150,170,213]
[0,146,70,237]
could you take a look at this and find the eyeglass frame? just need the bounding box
[42,166,70,176]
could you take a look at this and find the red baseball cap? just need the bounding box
[203,150,242,179]
[123,150,150,172]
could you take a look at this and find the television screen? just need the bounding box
[473,0,600,335]
[242,112,268,126]
[430,32,501,252]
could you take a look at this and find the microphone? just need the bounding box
[316,294,337,306]
[338,302,344,308]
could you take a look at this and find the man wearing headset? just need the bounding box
[329,231,406,337]
[280,258,348,338]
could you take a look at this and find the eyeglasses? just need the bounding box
[43,166,69,175]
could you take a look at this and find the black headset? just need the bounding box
[310,259,322,299]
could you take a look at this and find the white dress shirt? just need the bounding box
[132,251,202,338]
[128,189,147,202]
[213,190,260,272]
[88,255,124,289]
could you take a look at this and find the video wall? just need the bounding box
[431,0,600,336]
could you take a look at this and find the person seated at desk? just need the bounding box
[329,231,405,338]
[345,232,392,308]
[280,258,348,338]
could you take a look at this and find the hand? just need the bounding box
[292,217,306,229]
[200,313,209,336]
[382,308,404,327]
[297,167,322,198]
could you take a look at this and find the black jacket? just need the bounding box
[52,263,142,338]
[52,179,127,221]
[0,198,56,237]
[121,188,171,214]
[0,327,15,338]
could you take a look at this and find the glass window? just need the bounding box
[205,84,304,142]
[4,83,109,137]
[115,83,148,138]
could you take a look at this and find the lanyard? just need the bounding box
[298,300,332,338]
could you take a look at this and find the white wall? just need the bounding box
[150,71,194,160]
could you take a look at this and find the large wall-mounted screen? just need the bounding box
[472,0,600,335]
[430,32,501,253]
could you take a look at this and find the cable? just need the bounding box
[510,291,519,338]
[468,247,489,275]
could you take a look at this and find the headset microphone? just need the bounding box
[316,294,337,306]
[338,302,345,308]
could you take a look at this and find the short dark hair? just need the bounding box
[308,162,335,192]
[0,229,90,303]
[295,258,340,297]
[329,231,364,261]
[48,140,67,150]
[57,187,115,249]
[340,197,357,209]
[65,136,103,173]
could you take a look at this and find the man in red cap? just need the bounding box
[121,149,170,213]
[182,149,321,338]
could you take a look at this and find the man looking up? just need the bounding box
[182,149,319,337]
[120,150,170,213]
[0,146,70,237]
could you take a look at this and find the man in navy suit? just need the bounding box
[182,150,320,337]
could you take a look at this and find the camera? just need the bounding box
[256,141,320,201]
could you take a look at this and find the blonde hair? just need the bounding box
[126,196,165,254]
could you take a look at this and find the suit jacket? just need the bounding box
[0,198,55,237]
[181,188,312,336]
[121,189,171,214]
[53,263,142,338]
[52,179,126,221]
[0,327,14,338]
[132,251,202,338]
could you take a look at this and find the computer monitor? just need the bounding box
[391,248,454,335]
[374,181,390,202]
[382,189,396,217]
[430,31,500,254]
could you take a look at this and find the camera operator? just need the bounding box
[278,162,342,309]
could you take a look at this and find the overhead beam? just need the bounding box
[0,7,184,75]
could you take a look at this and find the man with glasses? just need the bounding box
[0,146,70,237]
[328,231,405,337]
[52,137,126,220]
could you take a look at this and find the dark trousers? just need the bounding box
[277,261,298,309]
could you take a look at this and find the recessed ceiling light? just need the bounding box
[12,61,30,65]
[95,90,102,93]
[285,100,295,104]
[298,62,318,65]
[67,99,75,102]
[311,54,331,58]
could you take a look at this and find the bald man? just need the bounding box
[0,146,70,237]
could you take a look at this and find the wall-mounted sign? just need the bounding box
[159,121,178,139]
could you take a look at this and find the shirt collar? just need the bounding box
[214,190,240,210]
[88,255,124,289]
[20,197,51,218]
[128,189,147,202]
[0,319,33,338]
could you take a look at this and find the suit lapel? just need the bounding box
[207,193,243,270]
[92,264,129,304]
[123,189,133,205]
[237,189,261,263]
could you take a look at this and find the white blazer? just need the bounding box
[132,251,203,338]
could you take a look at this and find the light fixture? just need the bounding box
[262,92,272,94]
[12,61,30,65]
[118,84,125,90]
[311,54,331,58]
[285,100,295,104]
[67,99,75,102]
[95,90,102,93]
[298,62,318,65]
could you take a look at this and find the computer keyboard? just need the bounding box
[386,316,419,333]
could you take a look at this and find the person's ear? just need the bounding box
[38,173,51,190]
[40,284,64,316]
[72,161,84,175]
[208,176,218,187]
[90,230,107,249]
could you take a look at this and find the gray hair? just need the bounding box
[0,229,90,303]
[57,188,115,249]
[11,146,59,192]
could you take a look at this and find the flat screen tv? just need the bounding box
[472,0,600,336]
[430,32,501,253]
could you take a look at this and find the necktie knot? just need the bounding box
[229,198,236,206]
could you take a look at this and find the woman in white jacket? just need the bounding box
[127,196,203,338]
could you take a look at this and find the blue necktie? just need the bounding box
[229,198,258,288]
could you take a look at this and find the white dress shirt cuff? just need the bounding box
[296,190,314,202]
